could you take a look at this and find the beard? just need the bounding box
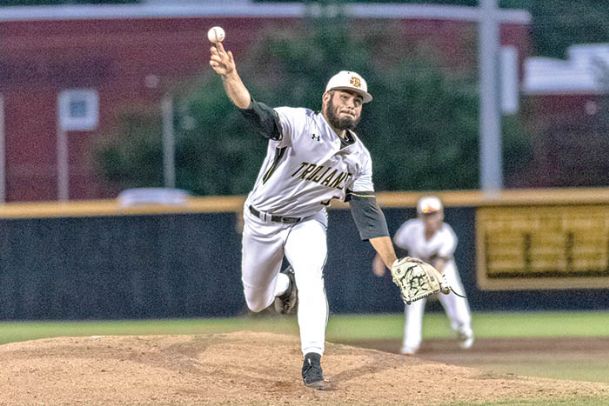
[324,97,360,131]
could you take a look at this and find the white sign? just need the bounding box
[58,89,99,131]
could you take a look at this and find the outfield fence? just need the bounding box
[1,188,609,320]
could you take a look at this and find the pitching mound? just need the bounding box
[0,331,607,405]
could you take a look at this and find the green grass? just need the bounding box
[474,359,609,384]
[468,311,609,338]
[330,310,609,340]
[0,310,608,345]
[454,398,609,406]
[0,316,296,345]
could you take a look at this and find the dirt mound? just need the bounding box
[0,331,607,405]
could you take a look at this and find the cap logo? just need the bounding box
[350,76,362,88]
[421,205,435,214]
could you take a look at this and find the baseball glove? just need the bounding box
[390,257,451,305]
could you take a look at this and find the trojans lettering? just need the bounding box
[291,162,352,190]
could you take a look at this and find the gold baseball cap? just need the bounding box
[325,71,373,103]
[417,196,444,215]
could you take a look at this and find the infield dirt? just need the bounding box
[0,331,607,405]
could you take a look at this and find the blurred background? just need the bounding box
[1,0,609,321]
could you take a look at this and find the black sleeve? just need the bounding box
[396,247,409,258]
[348,192,390,241]
[238,99,282,140]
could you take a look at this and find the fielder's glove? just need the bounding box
[390,257,450,305]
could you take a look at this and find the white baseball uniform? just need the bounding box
[393,218,473,353]
[241,106,375,356]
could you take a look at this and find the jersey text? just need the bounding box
[291,162,352,190]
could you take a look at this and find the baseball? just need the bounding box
[207,26,225,44]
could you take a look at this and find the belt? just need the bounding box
[248,206,301,224]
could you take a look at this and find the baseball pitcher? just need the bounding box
[209,40,400,389]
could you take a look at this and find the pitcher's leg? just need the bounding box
[241,216,287,313]
[285,218,328,356]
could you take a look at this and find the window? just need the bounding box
[57,89,99,131]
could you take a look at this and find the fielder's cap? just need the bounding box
[325,71,373,103]
[417,196,444,215]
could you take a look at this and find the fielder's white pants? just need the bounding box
[402,261,473,353]
[241,206,329,356]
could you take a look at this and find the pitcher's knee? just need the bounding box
[244,290,272,313]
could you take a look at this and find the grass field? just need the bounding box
[1,310,609,344]
[1,310,608,389]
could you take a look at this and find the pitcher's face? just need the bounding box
[322,90,363,131]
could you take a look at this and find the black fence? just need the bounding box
[0,213,242,320]
[1,205,608,320]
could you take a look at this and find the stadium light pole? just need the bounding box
[57,124,69,201]
[478,0,503,194]
[0,95,5,202]
[161,93,176,189]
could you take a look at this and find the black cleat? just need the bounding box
[274,266,298,314]
[302,352,325,389]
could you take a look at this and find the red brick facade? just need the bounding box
[0,3,530,201]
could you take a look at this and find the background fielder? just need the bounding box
[209,40,401,388]
[374,195,474,355]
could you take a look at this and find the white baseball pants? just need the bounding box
[402,261,473,353]
[241,206,329,356]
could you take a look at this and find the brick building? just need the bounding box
[522,44,609,187]
[0,1,531,201]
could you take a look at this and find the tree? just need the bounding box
[257,0,609,59]
[502,0,609,58]
[94,8,531,194]
[94,80,268,195]
[94,109,164,189]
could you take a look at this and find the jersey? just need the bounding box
[393,219,457,263]
[245,106,375,218]
[394,218,472,354]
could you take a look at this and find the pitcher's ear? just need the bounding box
[322,91,332,104]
